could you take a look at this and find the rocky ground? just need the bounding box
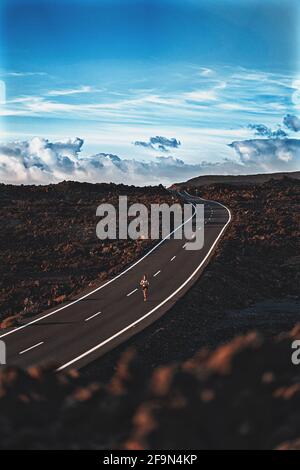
[0,181,173,328]
[0,176,299,449]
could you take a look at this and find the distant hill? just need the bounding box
[173,171,300,188]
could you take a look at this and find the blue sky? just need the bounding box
[2,0,298,69]
[0,0,300,184]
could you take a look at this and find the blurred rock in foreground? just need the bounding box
[1,326,300,450]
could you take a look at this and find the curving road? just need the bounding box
[0,192,231,371]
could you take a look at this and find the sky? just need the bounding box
[0,0,300,185]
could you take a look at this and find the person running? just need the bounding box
[140,274,150,302]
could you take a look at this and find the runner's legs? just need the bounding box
[143,287,148,301]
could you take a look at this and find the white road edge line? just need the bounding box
[127,288,138,297]
[85,312,101,322]
[56,195,231,371]
[153,270,161,277]
[170,256,176,261]
[0,202,196,340]
[19,341,44,355]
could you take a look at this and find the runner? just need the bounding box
[140,274,149,302]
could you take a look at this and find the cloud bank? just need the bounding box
[229,138,300,172]
[1,134,299,186]
[230,115,300,172]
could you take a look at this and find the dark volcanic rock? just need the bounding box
[0,181,174,327]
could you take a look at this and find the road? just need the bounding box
[0,192,231,371]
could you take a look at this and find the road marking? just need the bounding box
[182,243,187,248]
[127,288,138,297]
[85,311,101,322]
[57,198,232,372]
[0,201,196,340]
[170,256,176,261]
[153,270,161,277]
[19,342,44,355]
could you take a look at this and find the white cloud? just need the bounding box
[283,114,300,132]
[134,136,181,152]
[229,138,300,172]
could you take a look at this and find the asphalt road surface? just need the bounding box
[0,192,231,371]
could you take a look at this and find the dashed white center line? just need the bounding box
[19,342,44,355]
[170,256,176,261]
[127,288,138,297]
[153,270,161,277]
[85,311,101,322]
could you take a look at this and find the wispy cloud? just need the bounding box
[2,66,294,128]
[183,81,226,103]
[199,67,214,77]
[47,85,95,96]
[3,71,48,77]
